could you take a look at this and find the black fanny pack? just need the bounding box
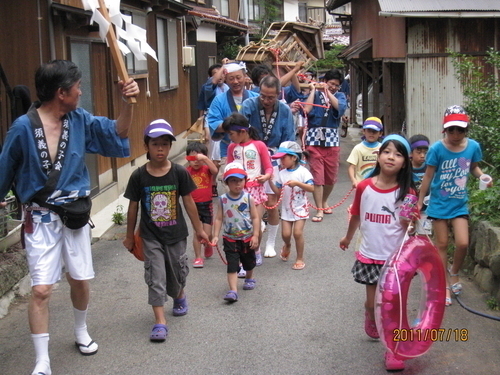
[27,104,92,230]
[33,197,92,230]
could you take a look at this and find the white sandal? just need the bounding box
[448,268,463,295]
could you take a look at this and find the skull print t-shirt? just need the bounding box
[125,163,197,244]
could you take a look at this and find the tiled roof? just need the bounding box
[327,0,500,13]
[188,5,248,31]
[322,25,349,45]
[325,34,350,46]
[378,0,500,12]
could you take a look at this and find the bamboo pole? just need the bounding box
[97,0,136,104]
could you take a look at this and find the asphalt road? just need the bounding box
[1,127,500,375]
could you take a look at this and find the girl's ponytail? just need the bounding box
[248,126,261,141]
[222,112,261,141]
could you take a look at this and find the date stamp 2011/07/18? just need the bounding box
[393,328,468,342]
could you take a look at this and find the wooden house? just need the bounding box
[0,0,245,215]
[185,1,248,123]
[326,0,500,141]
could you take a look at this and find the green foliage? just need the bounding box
[112,205,125,225]
[255,0,282,39]
[486,296,500,311]
[467,171,500,226]
[451,49,500,225]
[310,45,346,73]
[219,37,242,61]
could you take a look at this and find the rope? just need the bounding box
[289,187,309,218]
[213,243,228,265]
[293,79,331,153]
[297,73,326,88]
[297,101,329,109]
[269,46,286,101]
[307,187,354,212]
[261,184,285,210]
[262,184,354,213]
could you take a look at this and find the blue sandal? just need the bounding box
[150,324,168,341]
[243,279,256,290]
[172,296,188,316]
[224,290,238,302]
[445,287,452,306]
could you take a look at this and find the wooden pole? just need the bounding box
[97,0,136,104]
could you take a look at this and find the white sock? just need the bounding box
[32,333,51,375]
[265,224,279,248]
[73,307,92,345]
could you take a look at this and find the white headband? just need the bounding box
[224,62,246,74]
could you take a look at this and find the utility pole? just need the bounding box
[241,0,249,45]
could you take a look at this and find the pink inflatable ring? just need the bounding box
[375,235,446,360]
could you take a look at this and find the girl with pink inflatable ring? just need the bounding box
[340,134,416,371]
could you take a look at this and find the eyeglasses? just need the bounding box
[446,126,466,134]
[259,94,277,102]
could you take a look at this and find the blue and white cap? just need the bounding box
[271,141,302,159]
[144,119,176,140]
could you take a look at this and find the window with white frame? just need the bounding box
[248,0,261,21]
[122,11,148,74]
[157,17,179,90]
[212,0,229,17]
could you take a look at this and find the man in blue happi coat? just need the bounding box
[0,60,139,375]
[240,75,296,258]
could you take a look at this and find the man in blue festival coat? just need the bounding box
[0,60,139,375]
[302,69,347,223]
[206,61,259,159]
[240,75,295,259]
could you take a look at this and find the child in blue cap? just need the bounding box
[123,119,209,341]
[347,117,383,187]
[269,141,314,270]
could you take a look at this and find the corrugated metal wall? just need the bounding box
[406,56,464,143]
[406,18,498,143]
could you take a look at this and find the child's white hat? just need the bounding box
[271,141,302,159]
[223,162,247,181]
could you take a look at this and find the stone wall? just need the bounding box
[469,221,500,302]
[0,244,30,318]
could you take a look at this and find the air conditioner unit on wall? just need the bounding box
[182,46,195,67]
